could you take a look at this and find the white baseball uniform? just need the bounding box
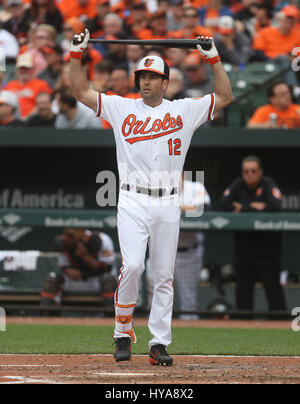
[95,91,215,347]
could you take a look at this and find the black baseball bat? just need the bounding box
[73,38,213,50]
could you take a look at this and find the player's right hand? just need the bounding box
[71,28,90,54]
[197,36,221,65]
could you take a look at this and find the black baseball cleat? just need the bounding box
[149,344,173,366]
[113,338,132,362]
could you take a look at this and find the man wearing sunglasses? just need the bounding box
[220,155,286,314]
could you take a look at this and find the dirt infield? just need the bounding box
[1,317,298,384]
[0,354,299,384]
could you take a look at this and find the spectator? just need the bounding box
[55,63,72,93]
[252,4,300,87]
[52,63,72,113]
[0,90,23,127]
[124,2,149,38]
[55,89,103,129]
[102,33,128,67]
[22,0,63,34]
[199,0,234,33]
[137,10,169,40]
[0,22,19,62]
[170,6,213,39]
[5,53,53,119]
[220,156,287,313]
[166,47,189,71]
[93,13,124,56]
[103,12,123,35]
[61,18,85,55]
[247,81,300,129]
[107,67,140,98]
[102,67,140,128]
[38,44,63,88]
[252,5,300,60]
[91,60,113,93]
[235,1,273,39]
[167,0,185,32]
[85,0,110,38]
[57,0,98,22]
[26,92,56,126]
[214,16,253,66]
[40,228,117,309]
[165,67,186,100]
[183,52,214,98]
[1,0,27,45]
[19,24,57,76]
[125,44,145,86]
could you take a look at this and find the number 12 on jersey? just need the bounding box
[168,138,181,156]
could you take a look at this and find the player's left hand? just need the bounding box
[197,36,220,65]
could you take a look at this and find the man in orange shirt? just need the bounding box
[252,5,300,59]
[137,10,170,40]
[58,0,98,22]
[247,81,300,129]
[252,5,300,87]
[5,53,53,119]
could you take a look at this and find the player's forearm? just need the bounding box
[70,58,90,100]
[211,62,234,105]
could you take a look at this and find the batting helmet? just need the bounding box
[134,55,170,90]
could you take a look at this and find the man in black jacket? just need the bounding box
[220,155,286,313]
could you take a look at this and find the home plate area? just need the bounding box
[0,355,299,384]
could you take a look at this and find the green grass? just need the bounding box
[0,325,299,356]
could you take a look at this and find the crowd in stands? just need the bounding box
[0,0,299,128]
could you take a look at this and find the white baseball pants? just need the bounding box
[114,189,181,348]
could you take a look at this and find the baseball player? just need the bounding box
[70,29,233,366]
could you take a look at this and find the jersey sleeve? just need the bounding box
[184,94,216,131]
[95,93,125,124]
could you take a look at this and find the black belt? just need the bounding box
[121,184,178,197]
[178,244,198,253]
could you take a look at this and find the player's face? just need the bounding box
[139,71,168,103]
[242,162,263,187]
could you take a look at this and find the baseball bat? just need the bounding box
[73,38,213,50]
